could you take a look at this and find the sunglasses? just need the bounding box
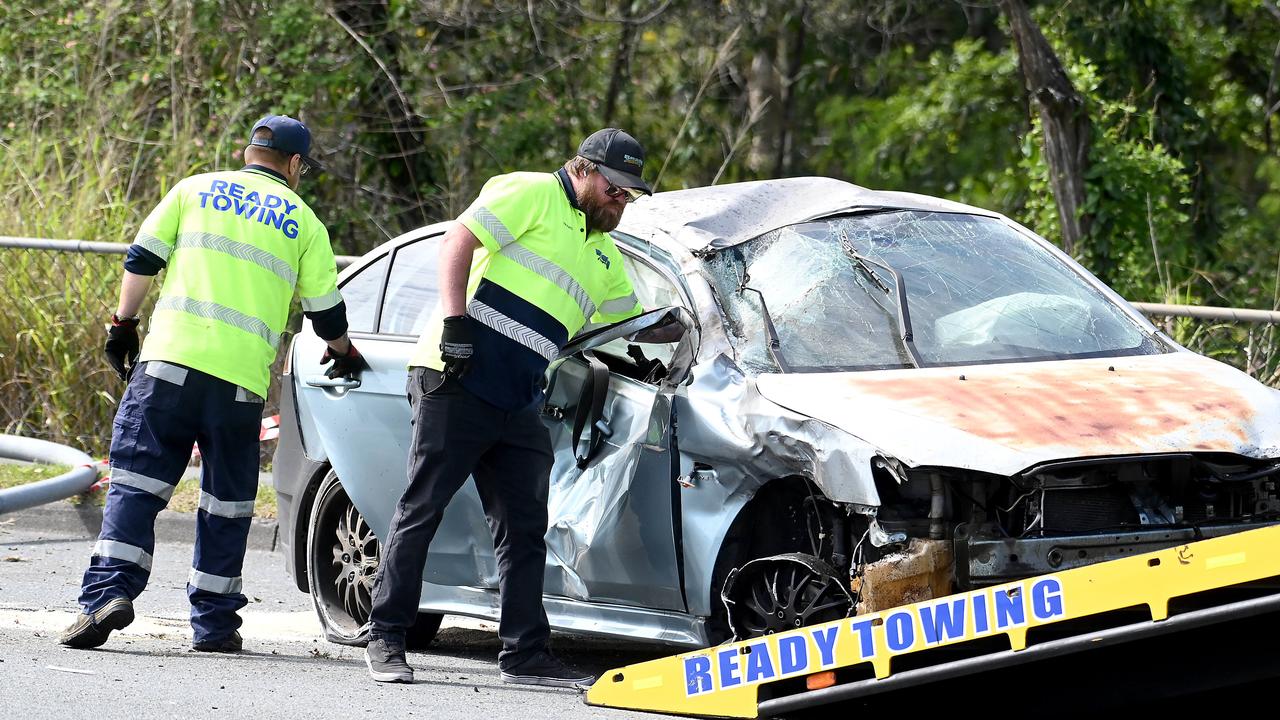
[296,156,322,178]
[603,180,644,203]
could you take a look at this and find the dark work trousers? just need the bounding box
[369,367,554,669]
[78,361,262,645]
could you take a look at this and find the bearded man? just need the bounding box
[362,129,651,688]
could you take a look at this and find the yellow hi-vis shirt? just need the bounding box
[410,171,643,410]
[132,167,342,398]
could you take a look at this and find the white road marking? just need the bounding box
[0,605,497,643]
[45,665,98,675]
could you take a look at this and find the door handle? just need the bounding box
[304,375,362,390]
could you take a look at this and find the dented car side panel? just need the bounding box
[540,356,685,610]
[672,354,884,618]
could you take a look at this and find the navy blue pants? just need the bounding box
[78,361,262,645]
[369,367,554,669]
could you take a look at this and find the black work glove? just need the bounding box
[439,315,474,378]
[321,343,370,379]
[104,314,141,381]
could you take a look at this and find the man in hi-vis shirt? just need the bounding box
[364,129,653,687]
[61,115,366,653]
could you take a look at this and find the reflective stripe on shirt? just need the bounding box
[155,296,281,349]
[467,298,559,362]
[134,232,172,262]
[301,288,343,312]
[175,231,298,285]
[472,206,518,247]
[498,242,598,320]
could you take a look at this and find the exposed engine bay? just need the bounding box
[721,453,1280,638]
[877,452,1280,589]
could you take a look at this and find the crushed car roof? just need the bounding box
[617,176,1002,252]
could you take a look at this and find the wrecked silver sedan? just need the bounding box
[271,177,1280,649]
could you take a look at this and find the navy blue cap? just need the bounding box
[578,128,651,195]
[249,114,321,171]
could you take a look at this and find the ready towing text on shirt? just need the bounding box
[197,179,301,239]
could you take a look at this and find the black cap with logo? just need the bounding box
[577,128,652,196]
[250,114,322,173]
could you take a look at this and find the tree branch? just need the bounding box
[1002,0,1091,255]
[653,26,742,192]
[1264,0,1280,23]
[554,0,674,25]
[326,8,414,123]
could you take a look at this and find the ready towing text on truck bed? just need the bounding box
[585,522,1280,718]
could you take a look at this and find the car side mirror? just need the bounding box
[554,306,698,386]
[561,307,691,355]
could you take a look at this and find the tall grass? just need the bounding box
[0,246,131,456]
[0,7,198,455]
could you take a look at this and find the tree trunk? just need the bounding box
[333,0,439,233]
[1002,0,1091,255]
[746,45,781,175]
[603,2,635,125]
[773,2,807,177]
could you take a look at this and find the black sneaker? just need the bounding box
[500,651,595,689]
[192,630,243,653]
[59,597,135,649]
[365,636,413,683]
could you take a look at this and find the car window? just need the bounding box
[592,254,682,381]
[379,236,442,336]
[338,254,389,334]
[707,211,1162,373]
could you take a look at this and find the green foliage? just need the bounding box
[1068,58,1192,300]
[0,462,71,489]
[3,0,1276,269]
[0,249,139,455]
[5,0,1280,452]
[813,39,1027,212]
[1082,100,1191,301]
[1,1,381,250]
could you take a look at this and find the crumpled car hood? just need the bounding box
[755,352,1280,477]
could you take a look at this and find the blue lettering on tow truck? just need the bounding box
[919,595,967,643]
[684,575,1065,697]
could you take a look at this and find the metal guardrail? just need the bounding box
[0,236,358,269]
[0,435,101,515]
[2,235,1274,323]
[1129,302,1280,325]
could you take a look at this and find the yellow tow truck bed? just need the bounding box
[585,523,1280,718]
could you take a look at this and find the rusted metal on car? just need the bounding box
[852,539,954,615]
[755,352,1280,477]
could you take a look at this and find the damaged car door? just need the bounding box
[539,256,696,610]
[298,232,501,592]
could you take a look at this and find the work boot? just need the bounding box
[365,636,413,683]
[59,597,135,649]
[192,630,243,653]
[500,651,595,689]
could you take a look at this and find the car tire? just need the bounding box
[721,553,853,640]
[306,469,443,649]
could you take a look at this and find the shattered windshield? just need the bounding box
[705,211,1162,373]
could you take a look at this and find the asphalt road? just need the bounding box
[7,510,1280,719]
[0,517,672,720]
